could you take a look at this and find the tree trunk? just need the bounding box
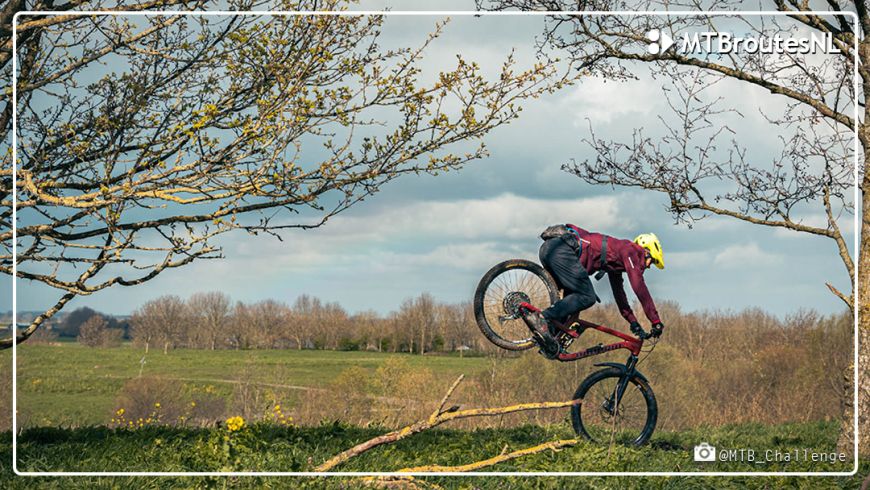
[144,341,149,354]
[163,341,169,354]
[848,37,870,460]
[860,325,870,457]
[840,314,870,459]
[838,140,870,458]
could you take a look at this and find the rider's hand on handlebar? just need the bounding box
[629,321,645,338]
[630,321,663,340]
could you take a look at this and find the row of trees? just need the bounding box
[57,307,128,339]
[127,292,487,355]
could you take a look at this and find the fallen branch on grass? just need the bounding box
[356,475,445,490]
[398,437,584,472]
[315,374,582,472]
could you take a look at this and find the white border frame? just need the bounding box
[11,9,860,478]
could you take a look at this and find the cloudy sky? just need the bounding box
[7,8,857,321]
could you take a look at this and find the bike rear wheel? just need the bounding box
[571,367,657,446]
[473,259,560,351]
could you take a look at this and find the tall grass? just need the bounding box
[291,305,851,431]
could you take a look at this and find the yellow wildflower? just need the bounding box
[226,416,245,432]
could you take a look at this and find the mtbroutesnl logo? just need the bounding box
[646,29,675,54]
[646,29,841,55]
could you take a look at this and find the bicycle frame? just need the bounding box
[518,302,643,362]
[519,302,646,416]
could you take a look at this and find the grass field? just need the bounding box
[11,344,495,427]
[4,344,868,487]
[1,420,868,488]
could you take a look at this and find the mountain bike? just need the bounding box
[473,259,658,446]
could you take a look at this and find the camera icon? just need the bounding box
[694,442,717,462]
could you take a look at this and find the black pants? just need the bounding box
[539,237,597,324]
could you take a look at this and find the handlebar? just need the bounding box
[629,322,650,339]
[630,321,662,340]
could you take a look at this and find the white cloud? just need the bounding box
[567,76,662,124]
[227,193,622,277]
[276,193,622,243]
[713,242,783,268]
[374,242,535,271]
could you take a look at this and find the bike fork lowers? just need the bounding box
[607,354,638,416]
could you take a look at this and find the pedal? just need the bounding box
[556,324,583,351]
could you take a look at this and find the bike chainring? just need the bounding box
[502,291,532,317]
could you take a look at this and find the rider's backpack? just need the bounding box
[540,224,582,255]
[540,224,571,240]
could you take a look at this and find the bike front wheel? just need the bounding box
[571,367,657,446]
[473,259,560,351]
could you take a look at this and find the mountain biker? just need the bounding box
[526,224,665,358]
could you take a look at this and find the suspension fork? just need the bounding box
[606,354,638,416]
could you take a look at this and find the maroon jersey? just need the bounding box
[566,224,661,325]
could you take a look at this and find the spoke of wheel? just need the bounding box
[585,377,647,445]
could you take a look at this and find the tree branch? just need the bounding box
[315,375,581,472]
[692,202,835,238]
[398,438,586,472]
[0,291,76,348]
[595,48,855,136]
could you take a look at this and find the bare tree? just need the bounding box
[291,294,322,350]
[479,0,865,455]
[77,315,108,347]
[283,308,305,350]
[252,299,292,348]
[320,301,348,350]
[438,301,476,356]
[228,301,256,350]
[187,291,231,350]
[412,293,437,355]
[130,295,187,354]
[2,1,563,347]
[383,312,404,353]
[352,309,383,351]
[78,314,122,347]
[130,311,156,355]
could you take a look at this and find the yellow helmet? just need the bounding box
[634,233,664,269]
